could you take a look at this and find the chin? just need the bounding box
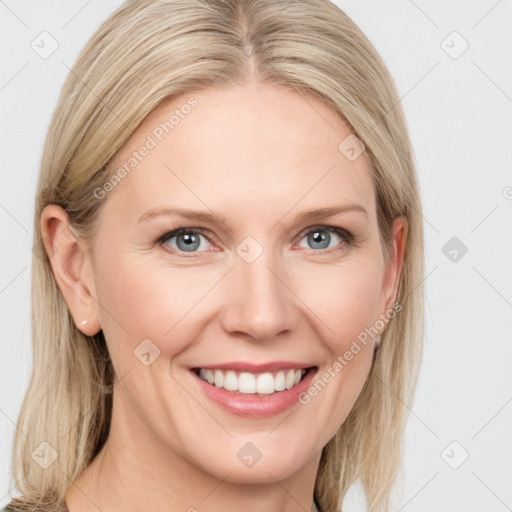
[218,460,306,485]
[190,437,314,484]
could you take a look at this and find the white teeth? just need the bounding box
[214,369,224,387]
[274,371,286,391]
[199,368,216,385]
[285,369,295,389]
[223,370,238,391]
[239,372,256,393]
[196,367,308,395]
[256,372,275,394]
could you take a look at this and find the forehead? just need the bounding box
[104,83,375,222]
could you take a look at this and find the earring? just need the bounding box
[374,336,381,349]
[80,304,94,327]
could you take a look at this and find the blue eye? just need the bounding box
[159,228,211,253]
[297,226,354,252]
[158,226,355,256]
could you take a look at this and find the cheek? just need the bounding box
[285,260,383,449]
[294,256,384,347]
[93,250,220,360]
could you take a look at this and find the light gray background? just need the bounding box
[1,1,511,510]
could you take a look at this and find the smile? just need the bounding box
[189,363,318,418]
[194,367,308,395]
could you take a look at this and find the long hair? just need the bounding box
[7,1,424,510]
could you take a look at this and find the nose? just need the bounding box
[219,250,298,342]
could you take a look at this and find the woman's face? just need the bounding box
[78,82,405,483]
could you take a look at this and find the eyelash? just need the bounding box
[156,225,356,257]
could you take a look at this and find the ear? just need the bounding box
[379,216,407,325]
[40,204,101,336]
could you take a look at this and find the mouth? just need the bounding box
[188,364,318,418]
[191,366,314,395]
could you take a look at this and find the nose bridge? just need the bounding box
[222,243,296,340]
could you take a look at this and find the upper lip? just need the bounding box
[190,361,316,373]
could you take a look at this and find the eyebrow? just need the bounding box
[138,204,368,225]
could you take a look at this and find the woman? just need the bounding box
[4,0,424,511]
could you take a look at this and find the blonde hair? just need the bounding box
[7,1,424,511]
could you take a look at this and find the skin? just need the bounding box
[42,80,406,512]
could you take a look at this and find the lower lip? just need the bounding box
[190,368,318,418]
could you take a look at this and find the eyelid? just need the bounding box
[293,225,355,250]
[295,224,353,241]
[157,224,355,255]
[157,227,216,252]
